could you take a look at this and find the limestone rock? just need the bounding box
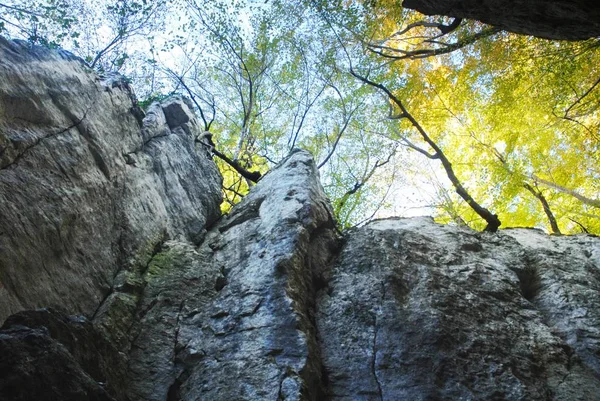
[318,217,600,400]
[2,38,600,401]
[121,149,341,401]
[122,241,221,401]
[403,0,600,40]
[0,38,222,322]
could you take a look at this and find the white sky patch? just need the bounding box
[374,149,446,220]
[494,140,507,154]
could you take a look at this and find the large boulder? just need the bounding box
[0,308,127,401]
[318,217,600,400]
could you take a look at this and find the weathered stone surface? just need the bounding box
[403,0,600,40]
[119,149,341,401]
[122,241,220,401]
[318,217,600,400]
[0,38,222,322]
[2,141,600,400]
[2,38,600,401]
[0,308,126,401]
[504,229,600,379]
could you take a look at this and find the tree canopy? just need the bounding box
[1,0,598,234]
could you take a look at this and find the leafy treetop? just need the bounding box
[1,0,598,234]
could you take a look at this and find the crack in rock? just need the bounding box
[1,103,95,170]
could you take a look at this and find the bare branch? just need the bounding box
[317,82,362,169]
[399,137,439,159]
[317,110,355,169]
[366,27,500,61]
[523,183,561,234]
[531,174,600,209]
[351,166,398,228]
[0,2,45,17]
[165,68,214,131]
[349,69,501,232]
[336,148,396,212]
[569,218,589,234]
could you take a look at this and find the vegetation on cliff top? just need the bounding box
[1,0,598,234]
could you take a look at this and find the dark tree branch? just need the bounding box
[531,174,600,208]
[388,112,408,120]
[317,83,361,169]
[366,27,499,61]
[569,218,589,234]
[336,149,395,212]
[317,114,351,169]
[439,18,463,35]
[197,139,261,183]
[564,75,600,117]
[166,68,214,131]
[224,180,246,199]
[350,69,501,232]
[90,34,122,69]
[289,81,327,149]
[351,166,397,228]
[0,2,45,17]
[375,17,461,44]
[523,183,561,234]
[399,137,440,159]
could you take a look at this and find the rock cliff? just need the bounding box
[319,219,600,400]
[403,0,600,40]
[0,37,222,321]
[1,40,600,401]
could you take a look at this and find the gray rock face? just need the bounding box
[0,38,222,322]
[120,150,340,401]
[318,218,600,400]
[2,39,600,401]
[403,0,600,40]
[0,308,126,401]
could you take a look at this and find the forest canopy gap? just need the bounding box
[1,0,598,234]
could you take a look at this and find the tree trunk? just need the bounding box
[403,0,600,40]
